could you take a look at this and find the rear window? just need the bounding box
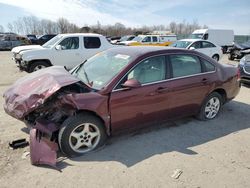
[84,37,101,49]
[170,55,201,78]
[201,58,215,72]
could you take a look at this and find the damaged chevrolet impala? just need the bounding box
[3,46,240,166]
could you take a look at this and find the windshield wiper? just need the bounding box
[82,67,92,87]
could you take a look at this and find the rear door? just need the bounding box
[82,36,103,60]
[110,55,172,133]
[167,54,214,118]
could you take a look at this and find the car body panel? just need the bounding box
[3,66,80,119]
[3,47,240,168]
[171,39,223,60]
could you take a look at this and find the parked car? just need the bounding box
[3,47,240,159]
[238,55,250,85]
[11,33,117,72]
[114,35,135,44]
[120,34,177,46]
[228,40,250,60]
[190,29,234,53]
[0,33,31,50]
[26,34,37,44]
[31,34,57,45]
[171,39,223,61]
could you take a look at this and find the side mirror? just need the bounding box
[121,79,141,89]
[189,47,195,50]
[55,45,62,50]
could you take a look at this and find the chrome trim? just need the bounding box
[113,71,216,92]
[112,52,217,92]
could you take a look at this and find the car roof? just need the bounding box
[105,46,199,59]
[58,33,103,37]
[179,38,205,42]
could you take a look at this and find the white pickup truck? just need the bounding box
[12,33,116,72]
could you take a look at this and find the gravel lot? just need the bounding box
[0,51,249,188]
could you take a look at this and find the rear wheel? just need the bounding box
[197,92,222,121]
[58,114,107,157]
[212,54,219,61]
[29,61,50,72]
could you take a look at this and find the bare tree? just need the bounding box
[57,18,70,33]
[0,25,4,33]
[7,23,14,32]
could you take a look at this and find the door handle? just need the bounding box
[156,87,169,93]
[201,78,208,83]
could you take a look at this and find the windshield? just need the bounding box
[189,33,203,39]
[132,36,143,42]
[42,35,61,48]
[170,41,192,48]
[72,51,132,90]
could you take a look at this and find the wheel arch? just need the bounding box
[28,59,53,72]
[211,88,227,104]
[75,109,110,136]
[29,59,52,66]
[212,54,220,60]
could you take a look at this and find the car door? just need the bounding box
[201,41,218,57]
[109,55,172,134]
[167,54,214,118]
[53,36,82,69]
[190,41,209,57]
[82,36,103,61]
[141,36,152,45]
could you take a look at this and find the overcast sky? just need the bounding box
[0,0,249,34]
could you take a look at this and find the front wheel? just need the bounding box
[58,114,107,157]
[29,61,50,72]
[197,92,222,121]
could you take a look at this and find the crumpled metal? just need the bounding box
[3,66,79,120]
[30,128,59,170]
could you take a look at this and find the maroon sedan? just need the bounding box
[3,46,240,159]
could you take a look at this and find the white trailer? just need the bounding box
[190,29,234,53]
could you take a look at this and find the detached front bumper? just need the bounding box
[27,119,60,169]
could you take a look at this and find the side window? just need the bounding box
[170,55,201,78]
[190,41,201,49]
[202,41,216,48]
[142,36,151,43]
[127,56,166,85]
[201,58,215,72]
[84,37,101,49]
[59,37,79,50]
[152,36,158,42]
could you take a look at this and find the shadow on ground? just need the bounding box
[61,100,250,168]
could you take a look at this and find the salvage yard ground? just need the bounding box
[0,51,250,188]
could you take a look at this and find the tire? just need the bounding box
[196,92,222,121]
[222,46,228,54]
[58,113,107,157]
[228,53,234,60]
[212,54,219,61]
[29,61,50,72]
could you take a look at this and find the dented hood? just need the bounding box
[3,66,80,119]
